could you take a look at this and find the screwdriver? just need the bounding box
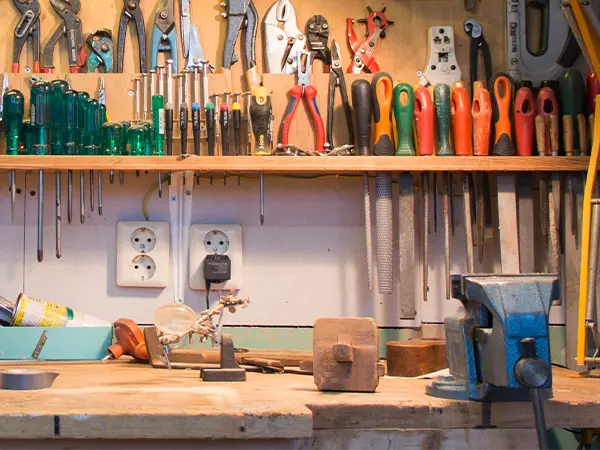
[209,93,221,155]
[372,73,394,295]
[221,92,231,184]
[249,86,273,225]
[192,66,201,156]
[587,72,600,142]
[128,125,149,159]
[233,93,242,185]
[206,102,216,185]
[50,79,69,259]
[77,91,90,223]
[165,60,174,159]
[352,80,373,292]
[3,89,24,223]
[434,83,452,299]
[179,71,189,156]
[82,99,100,219]
[97,103,107,216]
[152,90,165,197]
[242,91,252,155]
[30,81,52,263]
[63,90,78,224]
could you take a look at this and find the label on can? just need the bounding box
[13,293,74,327]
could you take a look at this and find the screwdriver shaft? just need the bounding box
[98,172,103,216]
[38,170,44,263]
[68,171,73,224]
[80,171,85,224]
[55,171,61,259]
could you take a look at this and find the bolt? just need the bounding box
[128,1,136,9]
[361,48,366,54]
[277,35,284,41]
[309,24,315,29]
[160,11,168,19]
[101,44,109,52]
[323,23,328,29]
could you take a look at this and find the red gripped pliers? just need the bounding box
[346,6,394,74]
[280,50,326,152]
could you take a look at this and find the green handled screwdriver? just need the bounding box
[82,98,99,215]
[77,91,90,223]
[152,93,165,197]
[30,81,52,262]
[3,89,24,223]
[97,103,107,216]
[64,90,78,224]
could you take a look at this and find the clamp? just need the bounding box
[42,0,86,73]
[86,29,114,73]
[11,0,41,73]
[116,0,146,73]
[464,18,491,92]
[306,15,331,65]
[264,0,306,74]
[221,0,258,89]
[151,0,178,72]
[346,6,394,74]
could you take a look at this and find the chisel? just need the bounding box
[249,87,273,225]
[414,85,434,302]
[434,83,452,298]
[451,85,474,273]
[394,83,416,319]
[372,73,395,295]
[352,80,374,292]
[491,74,520,272]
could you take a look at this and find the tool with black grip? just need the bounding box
[250,87,273,225]
[372,72,394,295]
[233,93,242,185]
[352,79,373,292]
[116,0,146,73]
[42,0,85,73]
[11,0,41,73]
[327,41,354,150]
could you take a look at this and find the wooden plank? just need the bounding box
[0,156,589,173]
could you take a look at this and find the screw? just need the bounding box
[160,11,167,19]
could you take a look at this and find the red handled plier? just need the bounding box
[280,50,326,152]
[346,6,393,74]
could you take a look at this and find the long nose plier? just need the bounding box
[11,0,41,73]
[151,0,178,72]
[42,0,86,73]
[116,0,146,73]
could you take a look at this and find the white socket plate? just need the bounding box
[189,224,243,291]
[116,221,170,288]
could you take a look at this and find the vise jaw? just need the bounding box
[427,274,559,402]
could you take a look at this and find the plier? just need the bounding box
[306,15,331,66]
[327,40,354,149]
[86,29,113,73]
[222,0,258,87]
[116,0,146,73]
[264,0,305,74]
[42,0,86,73]
[346,6,394,74]
[11,0,41,73]
[151,0,178,72]
[181,0,191,59]
[280,50,326,152]
[464,18,492,93]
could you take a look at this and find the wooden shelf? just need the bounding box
[0,156,590,173]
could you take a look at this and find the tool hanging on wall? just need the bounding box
[346,6,393,74]
[11,0,41,73]
[250,87,273,225]
[507,0,580,85]
[151,0,178,72]
[116,0,146,73]
[86,29,113,73]
[264,0,305,75]
[64,89,77,224]
[326,41,353,150]
[42,0,85,73]
[3,89,24,224]
[77,91,90,224]
[464,18,491,93]
[306,15,330,66]
[419,26,461,87]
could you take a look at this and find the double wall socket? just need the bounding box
[189,224,243,291]
[116,221,170,288]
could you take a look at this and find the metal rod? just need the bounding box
[423,173,429,302]
[55,171,61,259]
[98,172,103,216]
[364,174,373,292]
[80,171,85,224]
[141,73,148,121]
[9,170,15,223]
[530,388,549,450]
[260,172,265,225]
[37,170,44,262]
[67,171,72,223]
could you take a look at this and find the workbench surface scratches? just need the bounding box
[0,363,598,440]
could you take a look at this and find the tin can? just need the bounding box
[12,293,74,327]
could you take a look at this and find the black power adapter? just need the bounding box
[203,254,232,308]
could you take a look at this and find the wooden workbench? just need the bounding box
[0,362,598,449]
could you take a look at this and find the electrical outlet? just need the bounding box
[189,224,243,291]
[116,221,170,288]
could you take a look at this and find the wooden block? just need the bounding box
[386,339,447,377]
[313,317,380,392]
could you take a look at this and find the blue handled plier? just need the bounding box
[151,0,178,72]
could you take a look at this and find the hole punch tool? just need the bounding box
[264,0,306,74]
[346,6,394,74]
[151,0,178,72]
[86,29,113,73]
[326,40,354,150]
[11,0,41,73]
[116,0,146,73]
[42,0,86,74]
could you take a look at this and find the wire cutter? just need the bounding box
[42,0,85,73]
[306,15,330,66]
[116,0,146,73]
[11,0,41,73]
[327,40,354,149]
[464,18,492,93]
[222,0,258,88]
[151,0,178,72]
[264,0,305,74]
[87,29,113,73]
[347,6,394,74]
[280,51,326,152]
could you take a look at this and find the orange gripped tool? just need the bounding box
[372,73,394,155]
[536,88,560,156]
[451,86,472,156]
[472,84,492,156]
[586,71,600,115]
[106,318,149,361]
[514,87,535,156]
[492,76,514,156]
[414,86,434,156]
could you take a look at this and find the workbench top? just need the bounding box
[0,362,598,440]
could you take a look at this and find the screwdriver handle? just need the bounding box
[563,115,574,156]
[434,84,452,156]
[536,88,559,156]
[451,86,471,156]
[165,106,174,156]
[3,90,25,155]
[233,102,242,156]
[393,83,415,156]
[414,86,434,156]
[559,68,586,117]
[514,87,535,156]
[472,87,492,156]
[220,103,230,156]
[351,79,373,156]
[206,103,215,156]
[152,95,165,156]
[491,75,515,156]
[250,87,273,156]
[371,73,394,156]
[180,104,188,155]
[192,103,201,156]
[578,114,589,156]
[586,71,600,116]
